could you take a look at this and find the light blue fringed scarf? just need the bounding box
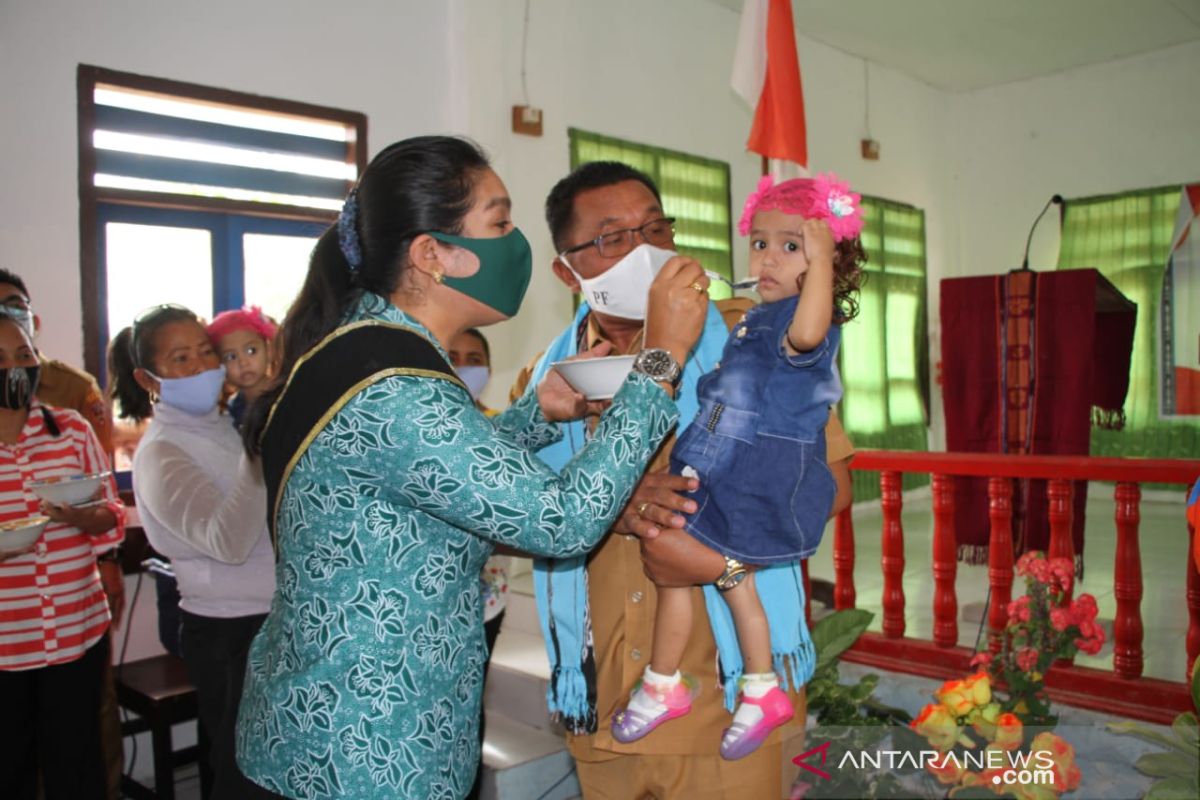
[529,301,817,732]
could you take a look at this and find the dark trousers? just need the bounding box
[0,636,109,800]
[180,610,277,800]
[466,610,506,800]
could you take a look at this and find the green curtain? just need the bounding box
[569,128,733,299]
[840,197,930,501]
[1057,185,1199,458]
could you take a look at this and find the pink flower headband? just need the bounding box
[206,305,278,345]
[737,172,865,242]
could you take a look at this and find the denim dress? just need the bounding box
[669,295,841,564]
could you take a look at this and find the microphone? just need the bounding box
[1019,194,1064,271]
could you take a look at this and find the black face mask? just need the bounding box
[0,365,39,410]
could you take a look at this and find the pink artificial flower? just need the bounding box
[1049,606,1073,632]
[1007,596,1032,624]
[1071,594,1099,621]
[1048,559,1075,592]
[969,652,994,669]
[1015,551,1042,578]
[1016,648,1039,672]
[811,173,865,242]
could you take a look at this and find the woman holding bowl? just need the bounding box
[234,135,711,799]
[0,314,124,800]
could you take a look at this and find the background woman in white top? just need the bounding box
[108,304,275,800]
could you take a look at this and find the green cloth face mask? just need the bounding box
[428,228,533,318]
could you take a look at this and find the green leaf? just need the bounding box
[850,675,879,702]
[1109,721,1199,757]
[812,609,875,671]
[1144,776,1200,800]
[1135,752,1199,780]
[1171,712,1198,751]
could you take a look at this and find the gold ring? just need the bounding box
[637,501,651,517]
[690,281,706,293]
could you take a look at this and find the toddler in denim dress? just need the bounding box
[612,173,867,760]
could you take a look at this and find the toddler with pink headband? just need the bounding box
[206,306,278,429]
[611,173,867,759]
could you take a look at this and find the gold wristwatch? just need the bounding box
[715,556,747,591]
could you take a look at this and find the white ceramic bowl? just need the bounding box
[29,472,109,506]
[551,355,637,401]
[0,515,50,555]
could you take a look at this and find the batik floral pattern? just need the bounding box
[236,293,677,798]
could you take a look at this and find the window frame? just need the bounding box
[567,127,735,298]
[840,194,930,499]
[77,64,367,377]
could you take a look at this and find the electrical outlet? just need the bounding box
[512,105,543,137]
[861,138,880,161]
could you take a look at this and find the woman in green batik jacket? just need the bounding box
[234,136,712,800]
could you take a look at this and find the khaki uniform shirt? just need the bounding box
[37,354,114,457]
[510,298,854,761]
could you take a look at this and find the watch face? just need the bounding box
[635,349,678,381]
[641,350,671,374]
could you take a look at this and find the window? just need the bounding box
[77,65,367,378]
[840,197,930,500]
[568,128,734,299]
[1057,184,1199,459]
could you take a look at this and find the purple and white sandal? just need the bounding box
[719,685,795,760]
[610,674,699,743]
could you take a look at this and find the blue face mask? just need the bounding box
[149,366,226,416]
[454,366,490,401]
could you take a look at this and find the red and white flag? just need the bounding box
[731,0,808,170]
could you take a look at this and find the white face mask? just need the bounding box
[454,366,490,401]
[562,244,676,321]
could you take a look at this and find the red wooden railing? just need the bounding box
[831,450,1200,725]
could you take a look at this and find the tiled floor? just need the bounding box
[153,487,1193,798]
[805,486,1193,682]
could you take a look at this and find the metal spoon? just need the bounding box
[705,270,759,291]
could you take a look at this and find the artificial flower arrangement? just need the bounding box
[911,552,1103,798]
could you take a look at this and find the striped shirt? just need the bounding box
[0,400,125,671]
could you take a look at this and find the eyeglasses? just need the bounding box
[560,217,676,259]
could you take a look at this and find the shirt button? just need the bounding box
[631,591,644,604]
[630,648,642,661]
[736,327,747,338]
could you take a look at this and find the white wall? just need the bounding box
[455,0,953,410]
[953,39,1200,281]
[3,0,1195,431]
[0,0,457,367]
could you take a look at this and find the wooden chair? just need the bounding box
[116,653,203,800]
[114,525,207,800]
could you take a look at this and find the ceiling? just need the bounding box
[709,0,1200,92]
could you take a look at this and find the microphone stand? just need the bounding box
[1018,194,1064,271]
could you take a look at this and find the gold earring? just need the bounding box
[433,271,444,284]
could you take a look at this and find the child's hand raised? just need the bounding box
[797,219,835,291]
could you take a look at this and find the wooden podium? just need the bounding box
[940,268,1136,568]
